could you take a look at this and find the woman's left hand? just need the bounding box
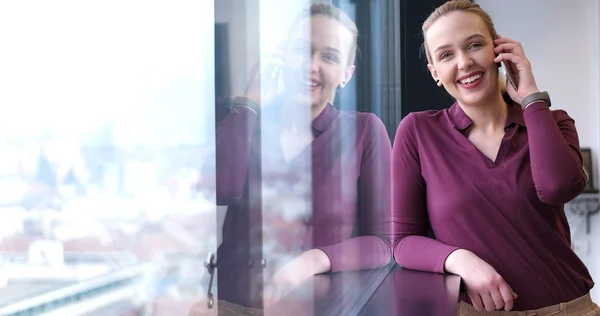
[263,249,331,307]
[493,35,540,104]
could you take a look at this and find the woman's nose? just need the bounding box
[301,54,320,73]
[457,53,474,70]
[310,60,320,72]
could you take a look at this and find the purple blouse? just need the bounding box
[216,101,393,307]
[392,100,594,310]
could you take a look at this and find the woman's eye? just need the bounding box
[469,43,482,49]
[440,52,451,60]
[323,54,338,63]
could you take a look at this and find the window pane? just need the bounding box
[0,1,216,315]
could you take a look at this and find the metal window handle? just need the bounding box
[204,252,216,309]
[585,198,599,234]
[568,196,600,234]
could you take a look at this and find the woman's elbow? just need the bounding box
[536,176,586,205]
[393,251,413,269]
[391,236,410,266]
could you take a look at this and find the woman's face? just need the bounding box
[283,15,355,109]
[426,11,499,106]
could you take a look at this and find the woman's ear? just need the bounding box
[427,64,442,86]
[340,65,356,88]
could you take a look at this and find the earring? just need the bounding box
[435,79,442,86]
[340,81,346,88]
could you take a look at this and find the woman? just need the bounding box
[392,1,598,315]
[214,4,393,314]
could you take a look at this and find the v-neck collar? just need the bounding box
[447,97,526,133]
[261,102,340,165]
[446,98,525,168]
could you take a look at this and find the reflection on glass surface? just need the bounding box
[213,1,393,315]
[0,1,215,315]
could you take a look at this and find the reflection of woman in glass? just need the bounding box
[392,1,598,315]
[214,3,392,314]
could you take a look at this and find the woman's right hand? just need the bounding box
[445,249,518,312]
[243,50,284,106]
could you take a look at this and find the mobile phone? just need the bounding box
[271,64,284,94]
[501,60,518,91]
[259,62,284,104]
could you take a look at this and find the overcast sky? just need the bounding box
[0,0,214,147]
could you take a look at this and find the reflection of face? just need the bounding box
[283,15,355,109]
[426,11,499,106]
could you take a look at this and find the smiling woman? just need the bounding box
[212,3,394,315]
[281,5,358,114]
[391,0,599,315]
[421,5,508,109]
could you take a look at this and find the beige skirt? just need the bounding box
[456,293,599,316]
[215,300,264,316]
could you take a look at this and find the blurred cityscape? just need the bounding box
[0,140,217,316]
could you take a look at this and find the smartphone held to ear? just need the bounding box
[501,60,518,91]
[495,36,518,91]
[271,65,285,94]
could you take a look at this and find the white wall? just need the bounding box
[477,0,600,302]
[476,0,600,186]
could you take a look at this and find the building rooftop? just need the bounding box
[0,281,71,308]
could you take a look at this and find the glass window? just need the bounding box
[0,1,215,315]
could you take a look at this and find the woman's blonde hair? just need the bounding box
[421,0,507,94]
[291,3,359,67]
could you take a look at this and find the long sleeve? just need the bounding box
[318,114,394,272]
[391,114,459,273]
[215,102,259,205]
[523,101,587,205]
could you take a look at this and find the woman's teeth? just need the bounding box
[459,73,482,84]
[302,80,319,87]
